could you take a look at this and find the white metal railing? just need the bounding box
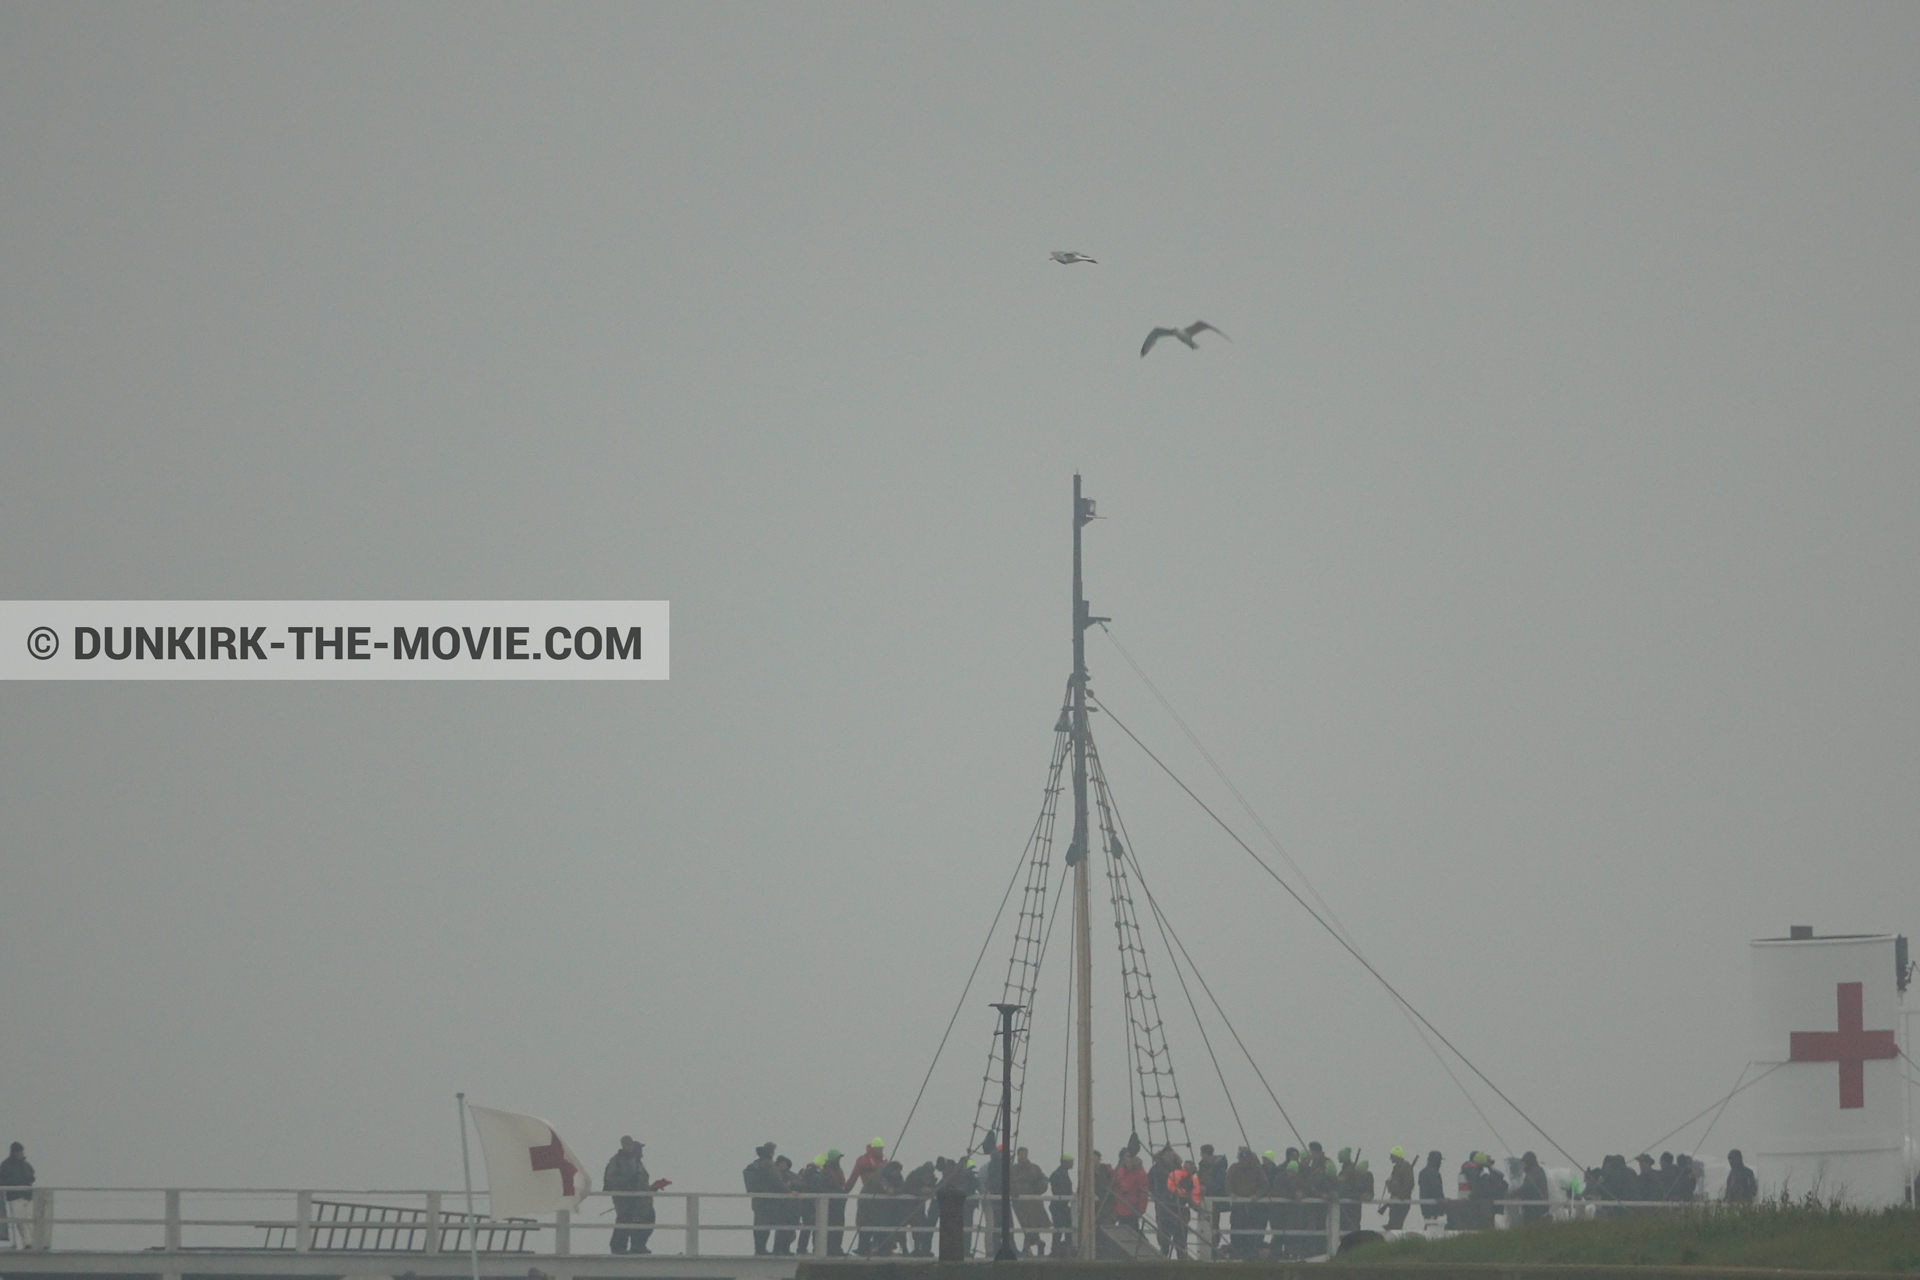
[0,1187,1716,1260]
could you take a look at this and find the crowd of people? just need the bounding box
[685,1136,1773,1259]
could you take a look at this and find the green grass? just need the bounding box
[1337,1201,1920,1271]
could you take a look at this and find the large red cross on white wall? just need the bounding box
[1788,981,1896,1109]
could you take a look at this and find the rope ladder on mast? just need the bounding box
[1089,721,1193,1162]
[967,684,1073,1159]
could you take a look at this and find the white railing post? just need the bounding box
[684,1192,699,1258]
[813,1194,827,1257]
[555,1209,570,1256]
[1325,1199,1339,1258]
[295,1190,313,1253]
[425,1192,442,1255]
[165,1189,182,1251]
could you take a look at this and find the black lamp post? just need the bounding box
[990,1003,1024,1261]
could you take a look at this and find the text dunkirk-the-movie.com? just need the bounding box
[3,602,668,681]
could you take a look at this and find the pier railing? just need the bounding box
[0,1187,1705,1260]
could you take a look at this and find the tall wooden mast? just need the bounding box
[1070,474,1104,1258]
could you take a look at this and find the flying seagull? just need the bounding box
[1140,321,1230,357]
[1050,250,1098,265]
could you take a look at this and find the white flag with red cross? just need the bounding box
[468,1106,593,1217]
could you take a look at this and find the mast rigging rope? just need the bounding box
[1089,688,1585,1172]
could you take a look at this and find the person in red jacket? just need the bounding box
[845,1139,887,1192]
[1111,1149,1150,1233]
[844,1139,887,1254]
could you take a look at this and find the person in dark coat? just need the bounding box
[1335,1149,1363,1233]
[603,1137,658,1254]
[904,1159,939,1257]
[797,1155,832,1255]
[867,1161,909,1255]
[1723,1150,1757,1204]
[0,1144,33,1251]
[743,1143,778,1255]
[1198,1145,1228,1244]
[1342,1158,1375,1233]
[1011,1148,1050,1256]
[1673,1154,1698,1203]
[1147,1147,1183,1256]
[1654,1153,1679,1202]
[1596,1155,1636,1218]
[1048,1155,1075,1257]
[1472,1154,1508,1229]
[821,1150,848,1255]
[1267,1154,1298,1258]
[979,1141,1003,1255]
[1449,1155,1493,1232]
[854,1157,902,1256]
[1516,1152,1549,1224]
[1417,1151,1446,1223]
[770,1155,802,1255]
[1381,1148,1415,1231]
[1226,1147,1267,1257]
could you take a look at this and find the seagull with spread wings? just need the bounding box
[1140,321,1230,357]
[1050,250,1098,265]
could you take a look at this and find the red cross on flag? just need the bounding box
[468,1106,593,1217]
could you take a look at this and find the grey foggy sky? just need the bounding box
[2,2,1917,1196]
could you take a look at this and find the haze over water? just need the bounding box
[2,3,1916,1197]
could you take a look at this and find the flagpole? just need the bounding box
[457,1092,481,1280]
